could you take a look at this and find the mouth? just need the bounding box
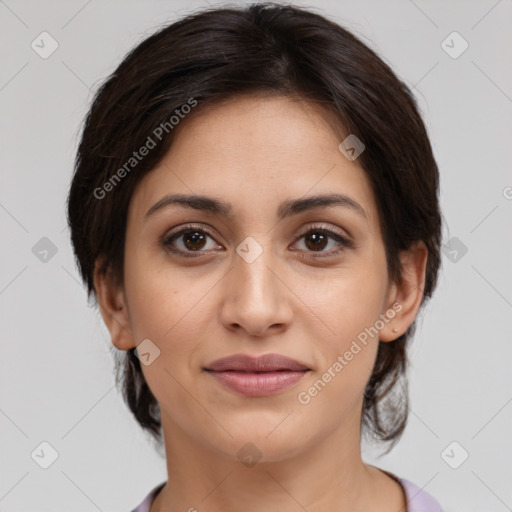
[204,353,310,372]
[203,353,311,397]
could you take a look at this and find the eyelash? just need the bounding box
[161,223,352,260]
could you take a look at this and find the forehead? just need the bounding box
[128,94,378,229]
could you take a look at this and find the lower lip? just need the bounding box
[206,370,309,397]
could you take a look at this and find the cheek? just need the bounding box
[295,280,384,419]
[315,264,387,339]
[124,243,197,339]
[125,270,207,410]
[305,264,386,389]
[124,259,219,375]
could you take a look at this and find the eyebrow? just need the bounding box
[145,193,367,221]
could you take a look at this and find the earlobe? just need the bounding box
[380,241,428,342]
[93,259,136,351]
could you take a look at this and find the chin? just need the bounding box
[207,423,315,465]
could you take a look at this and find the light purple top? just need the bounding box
[130,476,443,511]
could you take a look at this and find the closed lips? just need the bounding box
[204,353,311,397]
[204,353,311,372]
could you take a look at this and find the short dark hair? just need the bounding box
[66,2,442,450]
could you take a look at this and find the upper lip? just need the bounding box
[204,353,310,372]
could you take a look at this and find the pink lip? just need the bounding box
[207,370,308,397]
[205,353,310,372]
[204,353,310,397]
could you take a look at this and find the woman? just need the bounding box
[66,3,443,511]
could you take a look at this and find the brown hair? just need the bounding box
[66,2,442,450]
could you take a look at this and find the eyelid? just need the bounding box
[163,222,219,239]
[294,223,350,242]
[163,222,350,241]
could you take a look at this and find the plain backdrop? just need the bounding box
[1,1,511,511]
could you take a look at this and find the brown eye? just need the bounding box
[178,230,208,251]
[292,226,352,258]
[161,224,351,259]
[162,225,221,257]
[303,231,329,251]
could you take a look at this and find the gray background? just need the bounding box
[1,0,511,511]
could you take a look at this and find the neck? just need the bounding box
[150,410,406,512]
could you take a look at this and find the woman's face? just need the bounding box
[106,94,409,462]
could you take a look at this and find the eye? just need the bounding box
[291,225,352,258]
[161,224,222,258]
[161,223,352,259]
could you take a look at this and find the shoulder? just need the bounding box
[399,477,444,512]
[129,482,166,512]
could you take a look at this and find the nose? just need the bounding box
[219,242,294,337]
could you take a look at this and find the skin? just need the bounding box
[94,94,427,512]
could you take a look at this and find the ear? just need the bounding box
[93,258,136,350]
[379,241,428,342]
